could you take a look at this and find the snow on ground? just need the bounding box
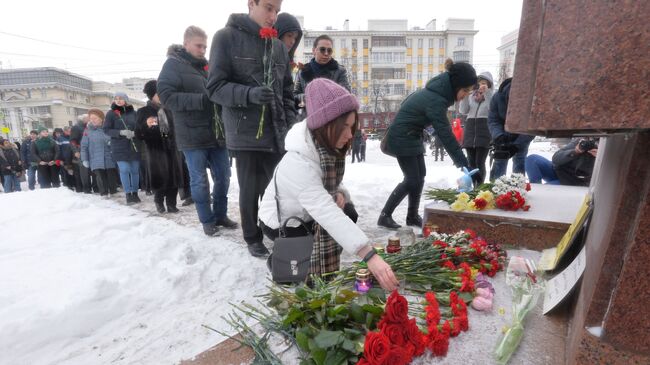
[0,140,558,365]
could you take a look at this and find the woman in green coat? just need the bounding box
[378,59,476,229]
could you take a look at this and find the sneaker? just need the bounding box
[215,216,238,229]
[202,223,220,237]
[167,205,179,213]
[247,242,270,258]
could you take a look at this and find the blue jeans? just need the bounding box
[28,165,37,190]
[183,147,231,224]
[490,145,529,181]
[525,154,560,184]
[2,174,21,193]
[116,160,140,193]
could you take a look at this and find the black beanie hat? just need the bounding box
[143,80,157,100]
[445,59,478,93]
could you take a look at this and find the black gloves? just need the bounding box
[248,86,274,105]
[494,134,508,146]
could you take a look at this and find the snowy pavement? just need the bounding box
[0,140,558,365]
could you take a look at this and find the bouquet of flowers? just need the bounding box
[426,174,532,212]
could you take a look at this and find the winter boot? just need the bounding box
[377,212,401,229]
[215,216,238,229]
[406,208,423,227]
[126,192,135,205]
[203,223,220,237]
[132,192,142,203]
[155,201,166,214]
[167,205,179,213]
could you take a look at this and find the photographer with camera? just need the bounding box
[525,138,598,186]
[487,77,535,180]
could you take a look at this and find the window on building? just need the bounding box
[40,89,47,98]
[363,39,368,48]
[453,50,470,62]
[352,39,358,50]
[406,72,412,80]
[363,72,368,80]
[417,72,422,80]
[417,39,423,48]
[417,56,423,64]
[38,106,51,115]
[362,87,368,96]
[371,36,406,47]
[429,38,434,48]
[363,56,368,64]
[406,39,412,48]
[394,84,405,95]
[341,39,347,49]
[439,39,445,48]
[457,37,465,46]
[66,107,72,115]
[26,90,32,99]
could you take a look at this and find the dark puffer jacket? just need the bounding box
[0,144,23,175]
[384,73,469,168]
[158,45,219,151]
[104,103,140,161]
[206,14,297,153]
[552,139,597,186]
[295,59,351,104]
[487,78,534,148]
[274,13,303,62]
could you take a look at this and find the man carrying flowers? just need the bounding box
[207,0,297,257]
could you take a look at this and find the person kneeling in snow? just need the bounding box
[81,109,119,196]
[258,78,399,290]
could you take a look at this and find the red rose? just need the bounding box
[363,332,391,365]
[386,344,409,365]
[259,27,278,39]
[380,323,407,346]
[356,358,370,365]
[384,290,408,323]
[405,319,426,356]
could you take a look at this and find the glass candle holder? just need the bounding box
[397,227,416,246]
[422,223,433,238]
[354,268,372,293]
[386,237,402,254]
[372,243,385,255]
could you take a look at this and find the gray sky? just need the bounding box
[0,0,522,83]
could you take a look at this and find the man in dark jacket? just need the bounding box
[207,0,296,257]
[21,130,38,190]
[487,77,535,180]
[525,138,597,186]
[275,12,302,64]
[294,35,351,109]
[158,26,236,237]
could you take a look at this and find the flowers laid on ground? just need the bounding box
[256,27,278,139]
[213,229,507,364]
[426,174,532,212]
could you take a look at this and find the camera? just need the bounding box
[578,139,597,152]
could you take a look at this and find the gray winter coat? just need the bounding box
[157,45,219,151]
[81,124,116,171]
[206,14,297,153]
[460,71,493,148]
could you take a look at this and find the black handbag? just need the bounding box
[270,170,314,284]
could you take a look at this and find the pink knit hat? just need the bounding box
[305,78,359,130]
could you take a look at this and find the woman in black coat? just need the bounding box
[135,80,185,213]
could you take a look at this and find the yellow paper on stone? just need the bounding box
[538,194,591,271]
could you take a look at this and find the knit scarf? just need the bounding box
[310,143,346,277]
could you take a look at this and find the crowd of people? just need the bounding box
[0,0,598,290]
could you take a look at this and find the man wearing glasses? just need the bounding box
[294,35,351,112]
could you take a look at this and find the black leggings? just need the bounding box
[465,147,489,186]
[382,154,426,215]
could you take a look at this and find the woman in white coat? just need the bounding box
[259,78,398,291]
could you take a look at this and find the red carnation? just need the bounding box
[433,240,447,248]
[473,197,488,210]
[203,64,209,71]
[526,182,531,191]
[454,247,462,257]
[384,290,409,323]
[460,276,475,292]
[442,260,456,270]
[464,228,477,239]
[428,330,450,357]
[114,110,121,117]
[405,319,426,357]
[259,27,278,39]
[449,318,461,337]
[363,332,391,365]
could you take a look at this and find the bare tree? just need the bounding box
[370,79,387,128]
